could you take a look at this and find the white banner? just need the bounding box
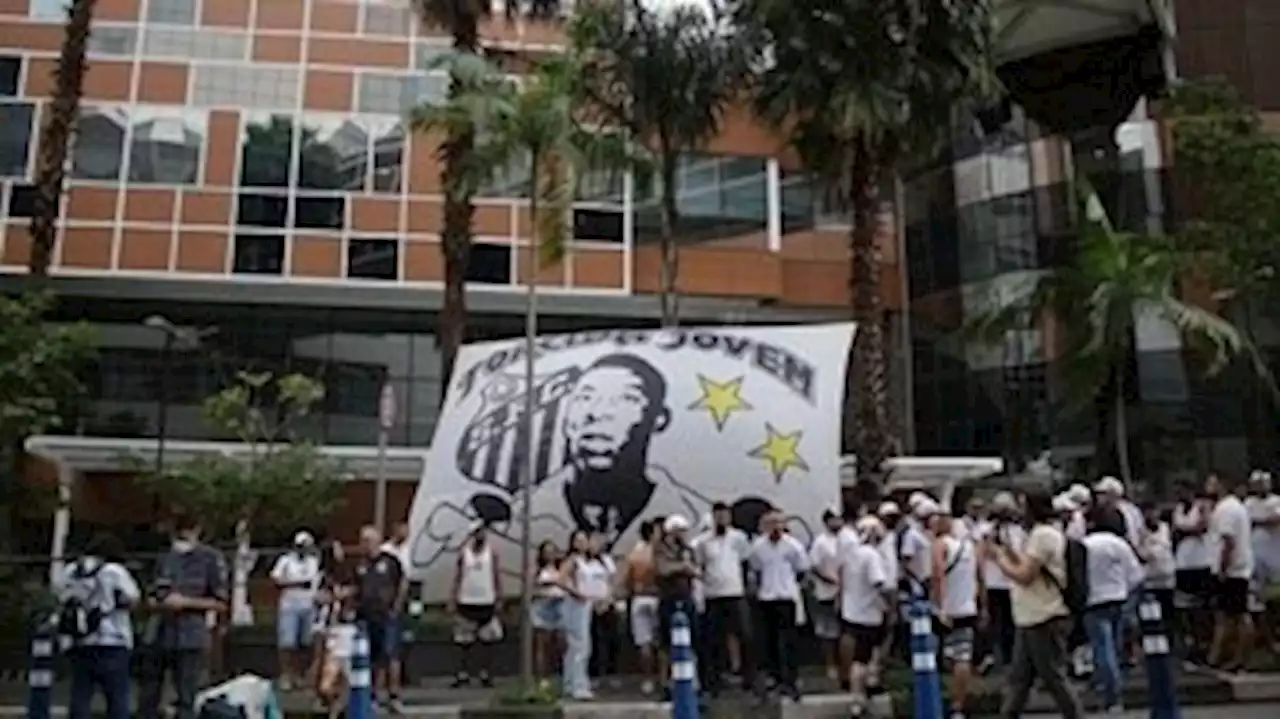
[406,323,856,598]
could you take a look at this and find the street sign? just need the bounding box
[378,382,397,431]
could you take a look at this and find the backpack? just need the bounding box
[58,560,108,641]
[1044,536,1090,614]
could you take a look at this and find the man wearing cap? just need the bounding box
[839,516,893,718]
[654,514,700,694]
[1206,472,1256,671]
[808,508,848,685]
[270,531,321,691]
[976,492,1024,670]
[694,502,753,696]
[1094,477,1143,549]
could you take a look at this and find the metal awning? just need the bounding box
[25,435,429,482]
[995,0,1175,63]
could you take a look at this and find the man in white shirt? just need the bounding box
[874,502,904,674]
[270,531,321,691]
[978,492,1024,670]
[1173,482,1216,660]
[1081,507,1145,713]
[1093,477,1144,549]
[60,533,141,719]
[748,509,809,700]
[839,516,892,719]
[899,499,936,599]
[695,502,754,696]
[1246,471,1280,652]
[808,509,847,684]
[378,521,411,701]
[1208,473,1256,670]
[929,506,982,719]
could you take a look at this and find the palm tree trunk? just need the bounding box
[1113,358,1133,485]
[658,158,680,327]
[846,169,896,476]
[436,25,481,405]
[28,0,98,276]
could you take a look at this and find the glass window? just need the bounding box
[72,106,127,180]
[29,0,67,20]
[466,243,510,284]
[0,103,35,177]
[143,27,247,61]
[240,114,295,188]
[361,2,412,36]
[370,119,404,193]
[88,26,138,56]
[237,193,289,228]
[192,64,298,109]
[298,116,369,191]
[293,196,344,230]
[348,238,398,280]
[129,108,204,184]
[0,57,18,96]
[146,0,197,25]
[8,184,37,217]
[233,233,284,274]
[413,41,450,71]
[357,73,446,115]
[478,149,530,197]
[574,208,623,243]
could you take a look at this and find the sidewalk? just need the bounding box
[0,666,1269,718]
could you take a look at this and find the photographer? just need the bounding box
[59,533,140,719]
[138,515,229,719]
[979,492,1024,670]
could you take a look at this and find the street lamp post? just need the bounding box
[373,381,397,533]
[143,315,217,476]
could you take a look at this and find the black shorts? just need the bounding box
[1218,576,1250,616]
[1177,568,1215,602]
[842,621,885,664]
[363,615,394,667]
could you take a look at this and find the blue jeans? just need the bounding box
[1084,602,1125,708]
[561,599,592,696]
[69,646,131,719]
[276,604,315,649]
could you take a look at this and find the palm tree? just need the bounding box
[28,0,98,276]
[965,183,1273,487]
[570,0,750,326]
[410,0,494,403]
[736,0,998,476]
[409,50,636,687]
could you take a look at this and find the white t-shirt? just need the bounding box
[1117,500,1146,549]
[838,534,890,626]
[1246,494,1280,574]
[576,556,614,601]
[270,552,320,610]
[1140,522,1176,589]
[1173,502,1214,570]
[1211,495,1255,579]
[876,533,899,587]
[696,528,750,599]
[748,534,808,602]
[978,521,1026,591]
[1065,511,1087,540]
[808,531,843,602]
[1082,532,1145,606]
[896,526,932,593]
[936,535,978,619]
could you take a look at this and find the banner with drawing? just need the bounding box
[405,323,857,598]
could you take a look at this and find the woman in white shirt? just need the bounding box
[1082,507,1145,713]
[449,524,502,687]
[560,530,595,700]
[582,532,619,684]
[531,541,565,680]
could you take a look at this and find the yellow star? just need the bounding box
[687,374,752,431]
[748,423,810,483]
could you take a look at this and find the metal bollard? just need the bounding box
[347,622,374,719]
[909,595,943,719]
[1139,593,1180,719]
[669,609,700,719]
[27,615,55,719]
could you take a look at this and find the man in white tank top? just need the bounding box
[448,524,503,688]
[929,505,982,719]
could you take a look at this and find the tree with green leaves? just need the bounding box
[570,0,750,325]
[0,292,95,548]
[132,371,345,543]
[965,184,1271,488]
[734,0,999,475]
[410,50,638,690]
[1163,79,1280,463]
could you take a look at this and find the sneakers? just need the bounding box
[450,672,471,688]
[382,696,406,715]
[640,679,656,696]
[478,671,494,688]
[569,690,596,701]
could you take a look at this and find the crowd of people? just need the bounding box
[48,468,1280,719]
[434,469,1280,718]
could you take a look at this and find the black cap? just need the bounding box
[711,501,730,513]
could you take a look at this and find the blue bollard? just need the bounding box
[27,615,55,719]
[347,622,373,719]
[669,610,700,719]
[1139,593,1180,719]
[909,595,944,719]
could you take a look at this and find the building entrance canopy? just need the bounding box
[994,0,1175,63]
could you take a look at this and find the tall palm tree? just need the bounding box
[28,0,98,276]
[965,183,1274,487]
[570,0,750,326]
[410,50,636,687]
[411,0,494,401]
[736,0,998,475]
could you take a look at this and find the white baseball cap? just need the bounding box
[1093,476,1124,496]
[908,492,931,509]
[292,531,314,546]
[1067,484,1092,504]
[913,498,942,519]
[877,501,902,517]
[1052,495,1079,513]
[991,492,1017,511]
[855,515,885,537]
[663,515,690,533]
